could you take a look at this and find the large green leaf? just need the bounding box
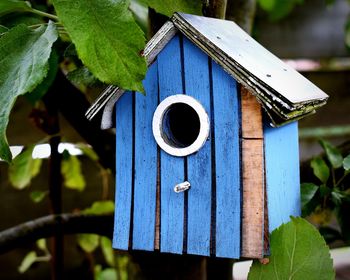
[0,22,57,162]
[311,157,330,184]
[319,140,343,169]
[0,0,32,17]
[52,0,147,92]
[140,0,202,17]
[248,217,334,280]
[8,145,43,189]
[26,50,59,104]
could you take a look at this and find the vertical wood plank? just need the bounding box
[241,87,263,139]
[132,62,159,251]
[183,38,211,256]
[113,91,133,250]
[241,139,264,258]
[212,61,241,259]
[157,35,185,254]
[264,121,300,232]
[241,86,265,258]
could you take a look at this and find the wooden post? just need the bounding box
[240,86,265,258]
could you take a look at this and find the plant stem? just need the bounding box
[332,168,336,187]
[335,172,349,189]
[31,9,59,21]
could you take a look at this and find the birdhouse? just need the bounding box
[86,13,328,259]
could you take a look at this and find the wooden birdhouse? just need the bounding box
[86,13,328,259]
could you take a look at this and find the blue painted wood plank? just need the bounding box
[157,35,185,254]
[132,62,159,251]
[113,91,133,250]
[264,121,300,232]
[212,61,241,258]
[183,38,211,256]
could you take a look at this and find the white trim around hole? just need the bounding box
[152,94,210,157]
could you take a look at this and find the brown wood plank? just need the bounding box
[241,86,263,139]
[241,86,265,259]
[241,139,265,258]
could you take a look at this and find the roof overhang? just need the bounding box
[86,13,328,128]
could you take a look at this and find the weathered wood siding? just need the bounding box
[113,34,300,259]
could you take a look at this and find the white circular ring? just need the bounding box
[152,94,210,157]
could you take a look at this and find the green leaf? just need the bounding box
[311,157,330,184]
[18,251,37,273]
[258,0,275,11]
[0,0,32,17]
[77,234,99,253]
[300,183,319,209]
[61,152,86,191]
[0,22,58,162]
[331,189,346,206]
[30,191,46,203]
[83,200,115,215]
[139,0,202,17]
[301,183,320,217]
[36,239,47,252]
[319,140,343,169]
[9,145,43,189]
[52,0,147,92]
[95,266,117,280]
[343,154,350,171]
[101,237,115,266]
[26,50,59,104]
[67,66,102,88]
[248,217,334,280]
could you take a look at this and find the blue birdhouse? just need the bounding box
[87,13,328,259]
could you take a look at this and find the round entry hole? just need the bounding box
[152,95,210,157]
[162,103,200,148]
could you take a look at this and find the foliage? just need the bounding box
[61,150,86,191]
[139,0,202,17]
[18,239,50,273]
[248,217,334,280]
[258,0,304,21]
[0,0,202,162]
[9,145,42,189]
[52,0,147,92]
[301,140,350,245]
[0,22,57,162]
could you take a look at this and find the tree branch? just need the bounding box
[225,0,257,33]
[204,0,228,19]
[0,213,113,255]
